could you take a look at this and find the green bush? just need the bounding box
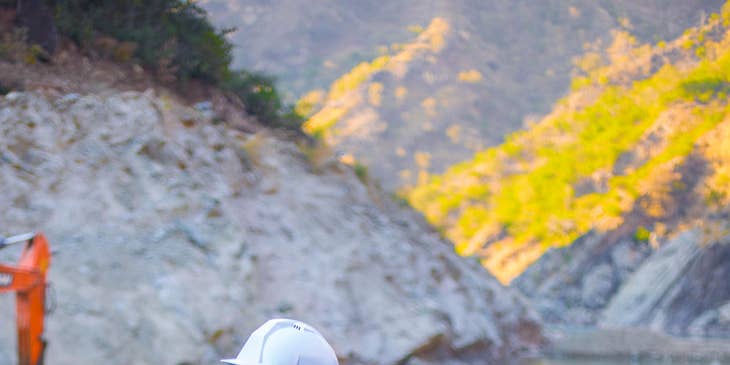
[47,0,303,130]
[353,162,369,183]
[681,77,730,100]
[225,71,304,129]
[634,226,651,243]
[0,27,43,64]
[50,0,233,83]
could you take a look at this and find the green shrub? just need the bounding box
[634,226,651,243]
[50,0,233,83]
[47,0,303,130]
[353,162,369,183]
[225,71,304,129]
[0,27,43,64]
[681,77,730,100]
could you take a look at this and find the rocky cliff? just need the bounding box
[514,229,730,339]
[0,90,541,365]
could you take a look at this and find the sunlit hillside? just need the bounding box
[407,2,730,284]
[300,17,449,137]
[201,0,723,190]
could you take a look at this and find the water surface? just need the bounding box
[520,358,730,365]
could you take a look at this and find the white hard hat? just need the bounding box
[221,319,339,365]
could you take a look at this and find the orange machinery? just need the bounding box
[0,232,51,365]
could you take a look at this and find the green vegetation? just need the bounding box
[353,162,369,183]
[45,0,301,129]
[634,226,651,243]
[0,28,43,64]
[406,2,730,283]
[225,71,304,130]
[53,0,233,83]
[301,17,450,137]
[681,77,730,102]
[302,55,390,135]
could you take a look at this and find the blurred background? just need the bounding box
[1,0,729,364]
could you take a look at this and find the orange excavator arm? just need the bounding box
[0,233,51,365]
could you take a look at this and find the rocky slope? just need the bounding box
[514,230,730,338]
[0,90,541,365]
[408,3,730,284]
[201,0,724,189]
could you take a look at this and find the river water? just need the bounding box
[520,358,730,365]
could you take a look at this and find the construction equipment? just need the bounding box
[0,232,51,365]
[221,318,339,365]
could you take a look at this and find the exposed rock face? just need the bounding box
[601,230,701,328]
[514,232,651,325]
[0,91,541,365]
[580,263,616,310]
[656,239,730,338]
[515,227,730,339]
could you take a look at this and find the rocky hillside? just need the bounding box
[201,0,724,189]
[0,89,541,365]
[408,2,730,284]
[514,229,730,339]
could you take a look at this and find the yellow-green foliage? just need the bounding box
[302,56,389,135]
[407,8,730,283]
[353,162,369,183]
[634,226,651,242]
[327,56,390,102]
[301,17,450,138]
[295,90,325,118]
[0,28,43,64]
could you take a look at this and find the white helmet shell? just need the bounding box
[221,319,339,365]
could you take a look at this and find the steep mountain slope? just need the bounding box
[201,0,724,189]
[408,2,730,284]
[514,228,730,339]
[0,90,541,365]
